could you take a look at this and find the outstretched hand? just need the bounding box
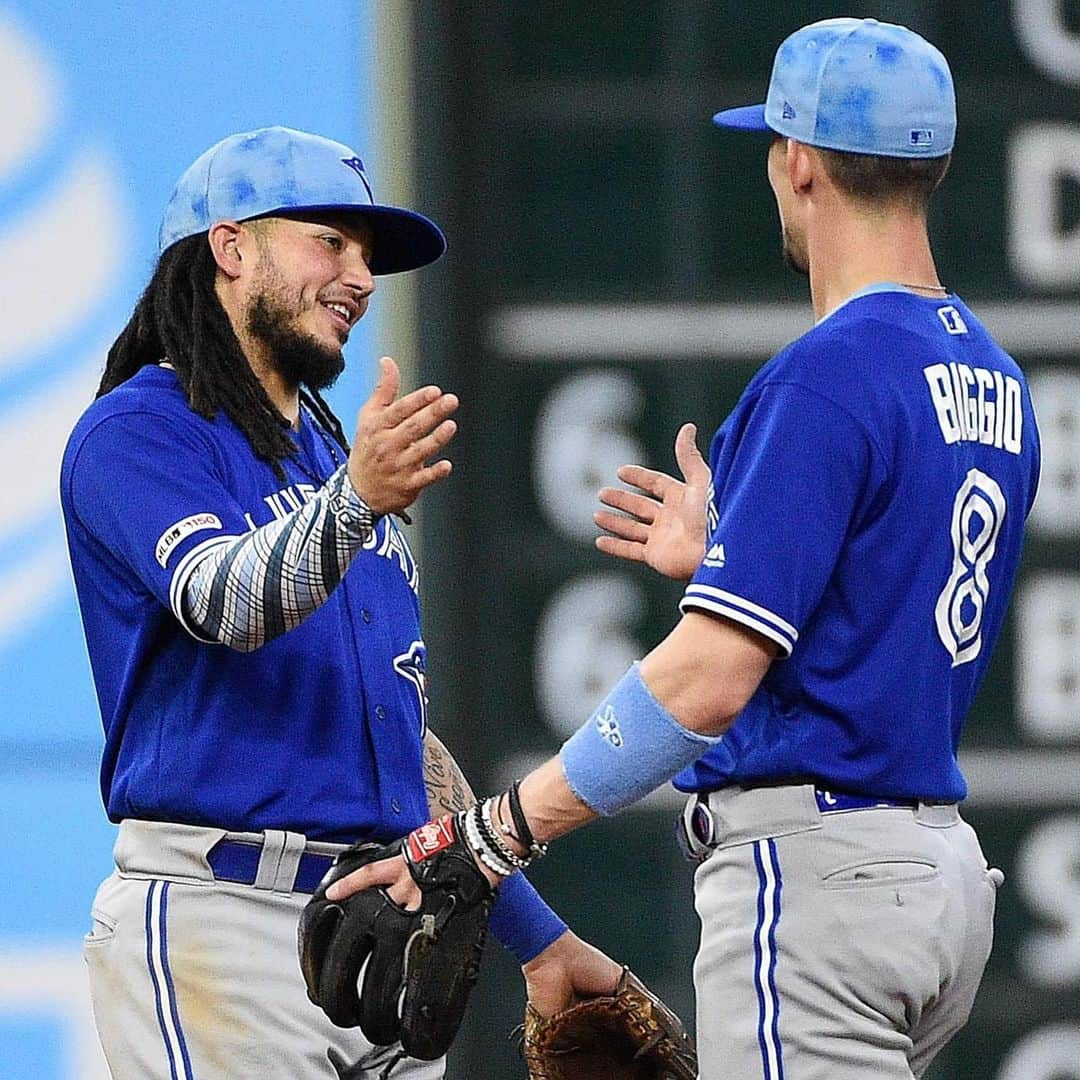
[348,356,459,516]
[594,422,710,581]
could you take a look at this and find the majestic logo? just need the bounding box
[154,513,223,568]
[595,705,623,748]
[937,306,968,335]
[703,542,726,568]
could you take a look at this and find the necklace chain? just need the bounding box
[896,281,948,294]
[290,406,345,487]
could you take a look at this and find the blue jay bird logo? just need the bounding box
[340,156,374,202]
[393,640,429,735]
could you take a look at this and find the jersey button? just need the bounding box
[361,609,372,623]
[391,798,401,813]
[375,705,386,720]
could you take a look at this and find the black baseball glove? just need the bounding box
[298,815,495,1061]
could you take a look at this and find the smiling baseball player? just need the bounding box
[60,127,616,1079]
[328,21,1042,1080]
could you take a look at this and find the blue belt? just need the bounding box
[813,790,918,814]
[685,788,919,851]
[207,839,336,895]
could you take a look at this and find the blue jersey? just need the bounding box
[676,288,1040,802]
[60,365,429,842]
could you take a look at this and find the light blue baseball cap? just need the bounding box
[714,18,955,158]
[158,126,447,274]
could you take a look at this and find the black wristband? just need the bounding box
[507,780,548,859]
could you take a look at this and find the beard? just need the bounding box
[245,290,345,392]
[781,227,810,278]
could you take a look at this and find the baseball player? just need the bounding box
[332,20,1042,1079]
[60,127,617,1079]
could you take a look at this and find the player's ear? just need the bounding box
[786,141,814,196]
[207,220,246,279]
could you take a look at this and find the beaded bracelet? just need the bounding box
[462,804,515,877]
[480,798,532,870]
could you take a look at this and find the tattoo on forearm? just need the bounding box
[423,733,476,815]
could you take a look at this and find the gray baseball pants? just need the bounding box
[83,819,445,1080]
[685,785,1001,1080]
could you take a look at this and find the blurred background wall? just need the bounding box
[411,3,1080,1078]
[1,2,1077,1078]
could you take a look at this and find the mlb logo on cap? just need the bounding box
[712,18,956,159]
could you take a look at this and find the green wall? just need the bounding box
[411,5,1080,1076]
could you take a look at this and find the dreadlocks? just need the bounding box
[99,235,350,480]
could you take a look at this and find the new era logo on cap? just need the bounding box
[781,101,796,120]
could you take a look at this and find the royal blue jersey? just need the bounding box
[676,287,1040,802]
[60,365,429,842]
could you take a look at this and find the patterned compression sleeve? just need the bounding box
[181,464,376,651]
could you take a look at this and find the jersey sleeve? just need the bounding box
[182,464,375,651]
[681,381,883,656]
[62,410,252,641]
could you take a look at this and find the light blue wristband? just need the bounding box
[560,663,720,816]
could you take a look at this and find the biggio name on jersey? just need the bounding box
[923,361,1024,454]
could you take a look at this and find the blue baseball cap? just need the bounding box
[158,126,447,274]
[714,18,955,158]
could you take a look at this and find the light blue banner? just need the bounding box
[0,3,377,1074]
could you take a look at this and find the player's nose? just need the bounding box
[340,255,376,300]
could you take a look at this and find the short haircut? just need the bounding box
[818,149,951,213]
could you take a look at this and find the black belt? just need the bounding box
[207,839,336,895]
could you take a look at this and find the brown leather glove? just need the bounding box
[519,967,697,1079]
